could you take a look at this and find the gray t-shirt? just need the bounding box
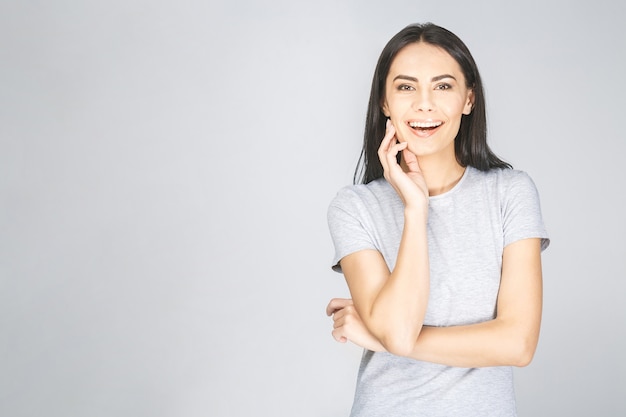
[327,166,550,417]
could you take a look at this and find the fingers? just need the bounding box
[325,298,353,316]
[378,119,396,151]
[377,119,397,174]
[402,147,421,174]
[331,305,349,328]
[331,328,348,343]
[378,120,413,183]
[385,141,407,177]
[327,299,384,351]
[330,306,354,343]
[330,304,359,330]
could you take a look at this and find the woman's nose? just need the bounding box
[412,90,434,112]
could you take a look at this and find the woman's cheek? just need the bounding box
[393,122,407,143]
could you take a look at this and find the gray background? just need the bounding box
[1,0,624,416]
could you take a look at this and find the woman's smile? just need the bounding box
[382,42,474,157]
[406,119,444,138]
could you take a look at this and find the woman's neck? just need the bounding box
[402,155,466,196]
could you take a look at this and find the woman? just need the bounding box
[326,23,549,416]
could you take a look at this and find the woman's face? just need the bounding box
[382,42,474,159]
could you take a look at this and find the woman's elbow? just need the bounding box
[380,330,421,357]
[509,334,539,367]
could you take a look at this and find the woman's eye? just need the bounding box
[435,83,452,90]
[398,84,414,91]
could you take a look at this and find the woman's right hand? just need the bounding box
[377,120,429,212]
[326,298,385,352]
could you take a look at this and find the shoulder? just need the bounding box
[467,166,533,182]
[328,178,394,213]
[480,168,549,250]
[467,167,539,195]
[327,178,403,238]
[495,167,536,186]
[327,179,397,270]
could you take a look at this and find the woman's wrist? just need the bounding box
[404,203,428,221]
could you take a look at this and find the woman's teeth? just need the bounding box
[409,121,442,130]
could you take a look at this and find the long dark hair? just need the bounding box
[354,23,511,184]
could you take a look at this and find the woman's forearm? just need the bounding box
[332,304,538,367]
[362,208,430,356]
[404,317,539,368]
[402,238,543,367]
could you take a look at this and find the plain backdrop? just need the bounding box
[1,0,625,416]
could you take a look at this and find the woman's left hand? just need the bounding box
[326,298,385,352]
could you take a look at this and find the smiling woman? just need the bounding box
[383,43,473,160]
[326,23,550,417]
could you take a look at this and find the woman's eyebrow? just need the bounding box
[392,74,457,83]
[431,74,457,82]
[393,75,418,83]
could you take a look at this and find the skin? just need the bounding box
[383,42,473,196]
[326,42,543,367]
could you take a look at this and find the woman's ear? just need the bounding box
[381,100,390,117]
[462,90,474,115]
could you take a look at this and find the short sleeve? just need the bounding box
[501,171,550,251]
[327,187,377,272]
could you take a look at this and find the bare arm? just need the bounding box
[337,121,430,356]
[329,238,543,367]
[408,238,543,367]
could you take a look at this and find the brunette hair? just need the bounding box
[354,23,511,184]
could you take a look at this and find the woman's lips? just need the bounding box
[407,120,444,138]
